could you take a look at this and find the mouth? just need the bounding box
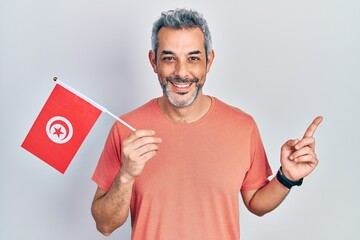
[165,77,198,93]
[171,82,192,88]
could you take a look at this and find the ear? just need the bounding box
[148,50,158,73]
[206,50,215,73]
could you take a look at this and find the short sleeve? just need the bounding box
[91,123,123,191]
[241,121,273,191]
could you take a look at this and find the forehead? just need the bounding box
[157,27,206,53]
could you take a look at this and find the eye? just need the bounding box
[189,56,201,61]
[162,56,175,62]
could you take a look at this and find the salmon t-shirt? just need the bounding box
[92,97,272,240]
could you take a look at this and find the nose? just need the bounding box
[174,60,189,80]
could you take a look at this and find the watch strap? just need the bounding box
[276,167,303,189]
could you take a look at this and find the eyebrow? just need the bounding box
[160,50,202,55]
[189,50,201,55]
[160,50,174,55]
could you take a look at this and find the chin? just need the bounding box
[163,81,203,108]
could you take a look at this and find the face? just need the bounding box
[149,27,214,108]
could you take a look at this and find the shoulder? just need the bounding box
[121,99,157,120]
[208,97,260,140]
[112,98,160,134]
[212,97,256,126]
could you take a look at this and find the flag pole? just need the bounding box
[53,77,136,132]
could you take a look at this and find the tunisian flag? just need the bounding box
[21,83,102,173]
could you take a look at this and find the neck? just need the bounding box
[158,94,212,123]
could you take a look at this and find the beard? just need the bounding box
[161,77,203,107]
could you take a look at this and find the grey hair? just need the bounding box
[151,8,212,61]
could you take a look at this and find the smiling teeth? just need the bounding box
[173,83,191,88]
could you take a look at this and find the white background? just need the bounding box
[1,0,359,239]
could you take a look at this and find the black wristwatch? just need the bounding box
[276,167,303,189]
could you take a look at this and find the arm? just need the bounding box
[241,116,323,216]
[91,130,162,236]
[91,174,134,236]
[241,176,289,216]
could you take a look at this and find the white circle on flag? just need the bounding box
[46,116,73,144]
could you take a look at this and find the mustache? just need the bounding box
[165,77,199,84]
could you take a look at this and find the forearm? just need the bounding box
[245,117,322,217]
[91,171,134,236]
[246,176,290,216]
[91,130,161,235]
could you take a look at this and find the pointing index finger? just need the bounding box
[303,116,323,138]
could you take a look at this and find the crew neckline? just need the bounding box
[152,96,216,128]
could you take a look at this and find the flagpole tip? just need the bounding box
[53,77,58,82]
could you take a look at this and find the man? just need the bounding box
[91,8,322,239]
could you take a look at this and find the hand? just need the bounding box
[119,130,162,183]
[280,116,323,181]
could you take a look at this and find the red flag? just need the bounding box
[21,83,102,173]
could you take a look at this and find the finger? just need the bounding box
[292,155,318,167]
[281,139,300,151]
[130,136,162,150]
[139,148,159,162]
[294,136,315,151]
[289,146,314,160]
[123,138,161,161]
[123,130,156,145]
[303,116,323,138]
[138,143,160,157]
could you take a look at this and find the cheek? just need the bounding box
[158,61,176,71]
[193,68,208,81]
